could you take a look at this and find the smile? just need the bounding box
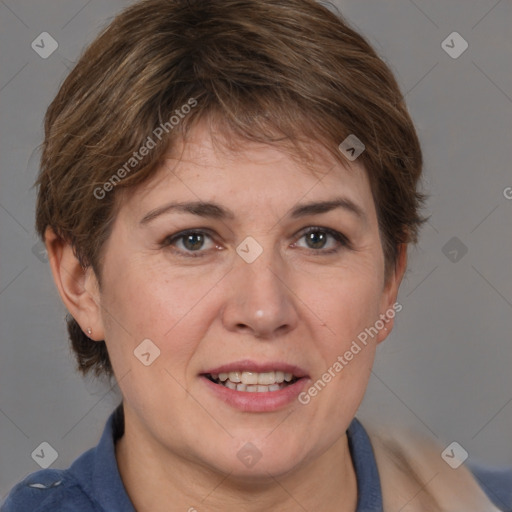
[205,371,299,392]
[201,360,309,411]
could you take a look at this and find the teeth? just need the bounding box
[207,370,299,392]
[229,371,241,383]
[220,380,289,392]
[257,372,275,385]
[241,372,259,385]
[237,371,294,385]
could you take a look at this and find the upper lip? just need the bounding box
[202,359,309,378]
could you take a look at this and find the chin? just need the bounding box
[195,440,306,481]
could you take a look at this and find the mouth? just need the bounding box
[200,361,309,412]
[204,371,300,392]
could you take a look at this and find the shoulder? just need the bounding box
[470,464,512,512]
[364,422,508,511]
[2,405,129,512]
[0,467,97,512]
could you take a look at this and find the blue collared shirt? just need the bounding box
[2,404,510,511]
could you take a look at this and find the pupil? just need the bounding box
[184,233,203,250]
[307,231,326,249]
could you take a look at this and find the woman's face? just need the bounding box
[93,121,403,478]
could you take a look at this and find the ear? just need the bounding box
[44,226,105,341]
[376,243,407,344]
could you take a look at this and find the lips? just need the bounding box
[200,360,309,410]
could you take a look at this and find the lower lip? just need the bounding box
[200,376,309,412]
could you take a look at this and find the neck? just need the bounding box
[115,408,358,512]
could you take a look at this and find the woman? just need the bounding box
[2,0,510,510]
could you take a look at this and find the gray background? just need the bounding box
[1,0,511,500]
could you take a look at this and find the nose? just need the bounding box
[221,247,299,339]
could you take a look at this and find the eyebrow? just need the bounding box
[139,197,366,225]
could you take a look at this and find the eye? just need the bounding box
[294,227,351,253]
[161,229,218,257]
[161,226,351,258]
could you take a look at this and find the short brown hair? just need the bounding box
[35,0,426,378]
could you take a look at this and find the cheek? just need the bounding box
[311,262,384,345]
[99,256,221,370]
[300,269,383,417]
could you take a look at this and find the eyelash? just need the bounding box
[160,227,351,258]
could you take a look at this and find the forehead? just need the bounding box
[118,120,376,223]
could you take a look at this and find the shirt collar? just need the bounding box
[69,403,136,512]
[347,417,384,512]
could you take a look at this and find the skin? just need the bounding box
[46,120,407,512]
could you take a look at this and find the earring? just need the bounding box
[86,328,92,336]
